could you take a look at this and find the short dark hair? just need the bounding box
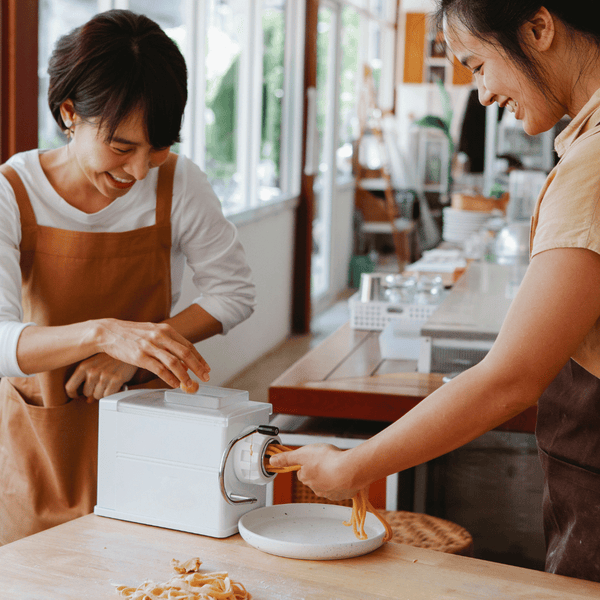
[434,0,600,96]
[47,9,188,148]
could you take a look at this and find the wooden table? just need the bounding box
[1,514,599,599]
[269,321,537,433]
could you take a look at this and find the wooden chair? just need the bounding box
[354,175,415,269]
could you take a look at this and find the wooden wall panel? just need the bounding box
[0,0,38,163]
[403,13,426,84]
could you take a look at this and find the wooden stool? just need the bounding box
[380,510,474,557]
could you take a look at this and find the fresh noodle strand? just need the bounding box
[264,443,393,543]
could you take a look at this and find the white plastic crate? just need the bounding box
[349,292,439,331]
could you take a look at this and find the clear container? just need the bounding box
[382,274,417,304]
[415,275,445,305]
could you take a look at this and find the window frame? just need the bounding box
[181,0,306,217]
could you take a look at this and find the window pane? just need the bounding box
[128,0,183,29]
[129,0,186,154]
[259,0,285,202]
[127,1,185,50]
[369,21,382,94]
[312,5,337,299]
[338,6,360,177]
[370,0,386,19]
[315,8,334,180]
[204,0,245,212]
[38,0,98,150]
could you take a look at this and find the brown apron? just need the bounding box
[0,153,177,545]
[536,358,600,582]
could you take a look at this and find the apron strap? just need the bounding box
[0,164,37,228]
[155,153,178,227]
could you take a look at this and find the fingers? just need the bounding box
[269,450,300,469]
[155,324,210,381]
[269,444,358,501]
[180,378,199,394]
[97,319,211,390]
[65,354,138,402]
[141,324,211,388]
[65,367,86,399]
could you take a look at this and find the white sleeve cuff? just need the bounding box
[193,296,254,336]
[0,321,35,378]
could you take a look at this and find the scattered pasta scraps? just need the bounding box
[115,557,252,600]
[264,443,393,543]
[172,557,202,574]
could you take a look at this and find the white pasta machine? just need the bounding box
[94,386,282,538]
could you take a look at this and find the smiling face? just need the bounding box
[60,101,171,206]
[443,15,567,136]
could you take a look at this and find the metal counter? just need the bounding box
[422,261,528,342]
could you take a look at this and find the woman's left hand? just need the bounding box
[268,443,360,501]
[65,353,138,402]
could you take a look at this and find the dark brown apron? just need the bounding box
[536,358,600,582]
[0,153,177,545]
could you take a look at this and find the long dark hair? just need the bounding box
[47,9,188,149]
[435,1,600,94]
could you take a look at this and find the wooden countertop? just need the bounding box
[0,514,598,599]
[269,321,537,433]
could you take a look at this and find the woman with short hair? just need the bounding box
[0,9,255,544]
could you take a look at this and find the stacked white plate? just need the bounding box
[442,207,492,244]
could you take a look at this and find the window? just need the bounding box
[37,0,305,216]
[337,6,361,177]
[202,0,245,210]
[309,0,397,301]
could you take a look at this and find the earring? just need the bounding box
[64,119,74,139]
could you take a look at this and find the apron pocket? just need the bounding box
[0,378,99,544]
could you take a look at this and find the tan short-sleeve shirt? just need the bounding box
[531,88,600,378]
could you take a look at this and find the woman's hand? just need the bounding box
[65,353,137,402]
[92,318,210,391]
[268,443,360,501]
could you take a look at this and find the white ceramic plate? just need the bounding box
[238,503,386,560]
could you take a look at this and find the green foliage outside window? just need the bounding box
[205,9,285,194]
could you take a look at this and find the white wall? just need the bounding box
[173,200,296,387]
[329,180,355,300]
[313,179,356,314]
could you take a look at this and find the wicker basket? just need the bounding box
[349,292,438,331]
[292,477,353,508]
[380,510,473,556]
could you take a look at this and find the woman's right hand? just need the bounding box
[92,318,210,390]
[269,444,360,501]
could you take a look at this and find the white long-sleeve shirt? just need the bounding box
[0,150,256,377]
